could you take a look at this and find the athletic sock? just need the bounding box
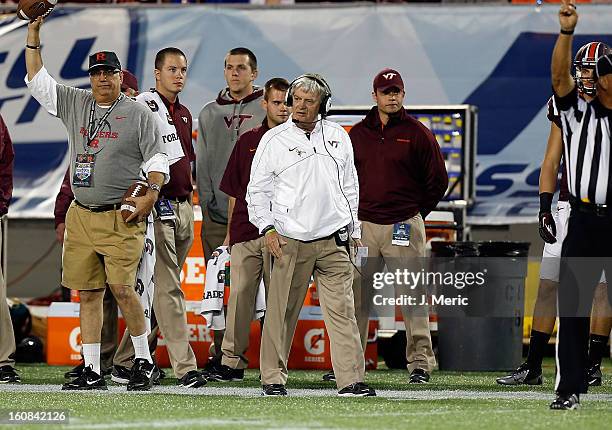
[588,334,609,367]
[526,330,551,370]
[131,332,153,364]
[82,343,101,376]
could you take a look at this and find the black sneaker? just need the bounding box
[322,370,336,382]
[208,365,244,382]
[550,393,580,410]
[587,364,602,387]
[409,369,430,384]
[338,382,376,397]
[0,366,20,384]
[496,362,542,386]
[262,384,287,396]
[178,370,207,388]
[62,366,106,391]
[127,358,157,391]
[200,359,222,380]
[64,362,85,379]
[111,365,132,384]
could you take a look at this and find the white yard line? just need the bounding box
[1,384,612,402]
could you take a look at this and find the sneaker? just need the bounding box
[178,370,207,388]
[496,362,542,386]
[61,366,106,391]
[322,370,336,382]
[152,364,162,385]
[127,358,157,391]
[587,364,602,387]
[0,366,21,384]
[550,393,580,410]
[64,362,85,379]
[338,382,376,397]
[208,365,244,382]
[159,367,167,380]
[409,369,430,384]
[200,359,222,380]
[111,365,132,385]
[261,384,287,396]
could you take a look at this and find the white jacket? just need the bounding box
[246,116,361,241]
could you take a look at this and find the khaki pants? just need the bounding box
[221,236,270,369]
[260,235,365,390]
[201,209,227,263]
[115,201,197,378]
[353,214,436,373]
[0,222,15,368]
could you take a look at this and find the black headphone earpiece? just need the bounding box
[286,73,332,117]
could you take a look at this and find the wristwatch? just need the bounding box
[149,183,161,193]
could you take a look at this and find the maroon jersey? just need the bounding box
[54,169,74,228]
[350,107,448,224]
[156,91,195,200]
[0,114,14,216]
[219,119,269,245]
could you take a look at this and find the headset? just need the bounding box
[285,73,332,117]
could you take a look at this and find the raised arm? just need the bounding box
[551,0,578,97]
[25,18,44,80]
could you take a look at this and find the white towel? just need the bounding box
[199,246,230,330]
[136,90,185,165]
[135,214,155,334]
[254,278,266,320]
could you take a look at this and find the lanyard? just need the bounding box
[85,94,123,151]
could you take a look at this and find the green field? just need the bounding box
[1,358,611,430]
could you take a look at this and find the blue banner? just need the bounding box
[1,4,611,223]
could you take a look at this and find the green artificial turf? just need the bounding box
[0,358,610,430]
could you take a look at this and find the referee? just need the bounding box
[551,1,612,410]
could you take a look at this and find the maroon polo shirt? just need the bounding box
[54,168,74,227]
[0,114,14,216]
[156,91,195,200]
[350,107,448,224]
[219,119,270,246]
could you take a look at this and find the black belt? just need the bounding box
[75,200,120,212]
[161,195,189,203]
[569,196,612,217]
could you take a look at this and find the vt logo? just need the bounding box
[382,72,397,80]
[224,114,253,129]
[327,140,340,148]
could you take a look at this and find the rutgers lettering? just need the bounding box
[223,114,253,129]
[79,127,119,139]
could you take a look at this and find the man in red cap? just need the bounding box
[55,69,145,380]
[349,68,447,384]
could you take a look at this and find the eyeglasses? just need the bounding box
[89,69,120,78]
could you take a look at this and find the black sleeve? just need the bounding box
[553,85,578,112]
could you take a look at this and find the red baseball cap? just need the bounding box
[121,70,139,93]
[373,68,404,92]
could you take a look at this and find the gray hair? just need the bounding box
[292,76,325,102]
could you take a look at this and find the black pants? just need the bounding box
[557,208,612,396]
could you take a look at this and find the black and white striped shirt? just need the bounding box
[555,87,612,205]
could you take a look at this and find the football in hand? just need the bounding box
[17,0,56,21]
[121,181,149,222]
